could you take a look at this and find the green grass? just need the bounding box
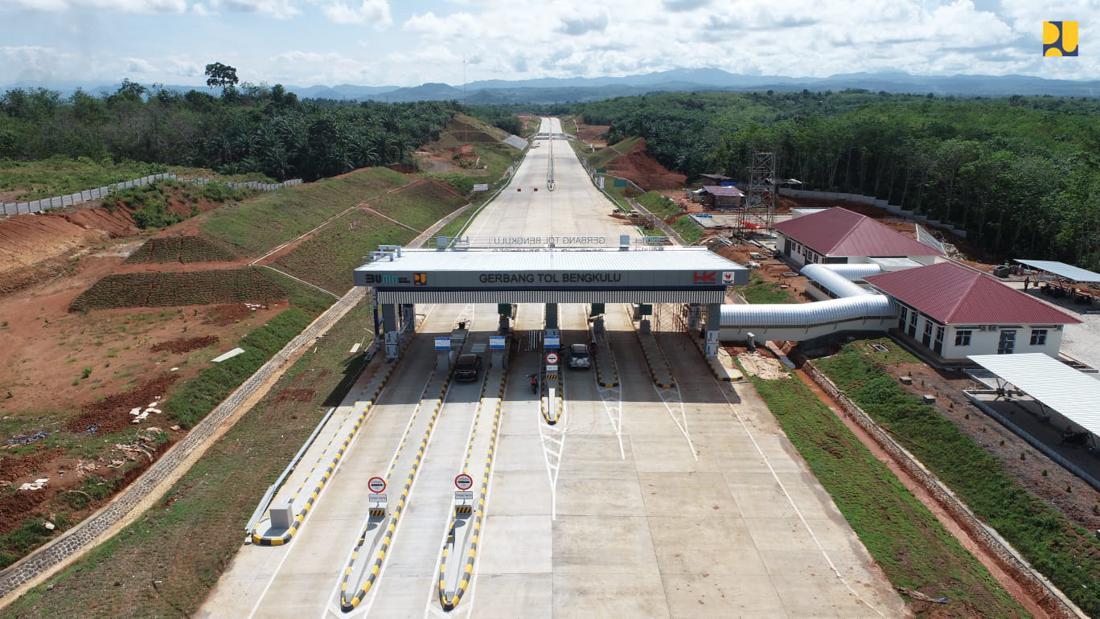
[164,308,311,428]
[125,236,238,264]
[671,216,703,244]
[368,181,466,231]
[747,371,1025,616]
[201,167,411,256]
[743,273,797,304]
[0,156,166,201]
[273,211,417,295]
[6,304,377,617]
[434,205,478,240]
[585,136,640,170]
[636,191,680,218]
[817,341,1100,615]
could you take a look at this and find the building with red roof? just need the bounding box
[774,207,941,267]
[866,261,1080,360]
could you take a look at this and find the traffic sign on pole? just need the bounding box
[454,473,474,491]
[368,476,387,493]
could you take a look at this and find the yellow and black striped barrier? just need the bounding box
[539,373,563,426]
[251,351,403,546]
[339,373,453,611]
[634,328,676,389]
[438,368,509,611]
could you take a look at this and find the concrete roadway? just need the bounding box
[201,118,903,617]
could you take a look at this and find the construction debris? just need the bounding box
[19,478,49,491]
[4,430,48,447]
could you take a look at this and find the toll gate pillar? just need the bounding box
[704,303,721,358]
[400,304,415,333]
[382,304,400,360]
[544,303,559,330]
[687,304,702,331]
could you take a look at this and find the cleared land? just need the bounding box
[2,303,375,616]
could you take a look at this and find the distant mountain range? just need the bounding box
[19,68,1100,103]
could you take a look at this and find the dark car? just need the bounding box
[567,343,591,370]
[454,353,482,382]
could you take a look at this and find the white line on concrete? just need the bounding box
[247,541,296,619]
[713,377,887,618]
[652,381,698,460]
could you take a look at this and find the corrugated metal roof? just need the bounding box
[968,354,1100,437]
[1015,259,1100,284]
[774,207,942,258]
[701,185,745,197]
[869,257,923,271]
[357,247,743,273]
[866,261,1080,325]
[721,295,895,327]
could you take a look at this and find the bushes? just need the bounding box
[743,274,796,304]
[69,269,287,311]
[125,236,238,264]
[818,345,1100,615]
[165,308,311,428]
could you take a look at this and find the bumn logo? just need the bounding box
[1044,21,1079,56]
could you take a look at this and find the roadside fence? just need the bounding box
[1,174,303,217]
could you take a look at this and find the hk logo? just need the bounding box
[693,271,717,284]
[1044,21,1078,56]
[413,273,427,286]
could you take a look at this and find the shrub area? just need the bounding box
[125,236,238,264]
[748,372,1024,616]
[69,268,286,311]
[817,344,1100,615]
[107,180,251,229]
[165,308,311,428]
[0,156,166,201]
[367,181,466,231]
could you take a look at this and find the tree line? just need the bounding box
[0,78,459,182]
[571,91,1100,270]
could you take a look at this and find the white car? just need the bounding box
[567,343,591,370]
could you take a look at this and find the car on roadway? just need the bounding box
[454,353,483,382]
[567,343,591,370]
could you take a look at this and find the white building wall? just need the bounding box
[939,324,1063,359]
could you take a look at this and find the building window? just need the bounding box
[898,306,908,331]
[955,330,972,347]
[934,326,944,355]
[998,330,1017,354]
[907,310,918,337]
[1030,329,1047,346]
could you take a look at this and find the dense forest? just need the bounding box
[0,81,458,181]
[573,91,1100,269]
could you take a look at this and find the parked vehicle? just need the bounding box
[454,353,483,382]
[567,343,591,370]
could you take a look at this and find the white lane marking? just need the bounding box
[247,541,296,619]
[713,378,886,618]
[653,380,697,461]
[592,337,625,459]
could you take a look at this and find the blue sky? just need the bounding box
[1,0,1097,87]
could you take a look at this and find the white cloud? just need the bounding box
[209,0,298,18]
[10,0,186,12]
[321,0,390,26]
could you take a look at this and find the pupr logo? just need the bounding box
[413,273,428,286]
[1043,21,1079,56]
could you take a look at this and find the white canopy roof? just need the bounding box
[1015,259,1100,284]
[968,353,1100,437]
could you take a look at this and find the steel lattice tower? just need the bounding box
[736,150,776,238]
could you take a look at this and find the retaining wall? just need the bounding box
[779,188,968,239]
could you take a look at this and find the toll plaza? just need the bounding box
[353,242,749,360]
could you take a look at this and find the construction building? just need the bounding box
[774,207,941,267]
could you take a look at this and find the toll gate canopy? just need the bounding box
[354,246,749,304]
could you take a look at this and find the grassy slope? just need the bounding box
[368,181,466,231]
[6,304,376,617]
[585,137,641,170]
[201,167,410,256]
[817,339,1100,615]
[69,269,286,311]
[273,211,415,295]
[748,372,1025,616]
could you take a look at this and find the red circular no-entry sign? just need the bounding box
[545,352,559,365]
[454,473,474,491]
[368,476,387,493]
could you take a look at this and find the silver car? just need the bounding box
[567,343,591,370]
